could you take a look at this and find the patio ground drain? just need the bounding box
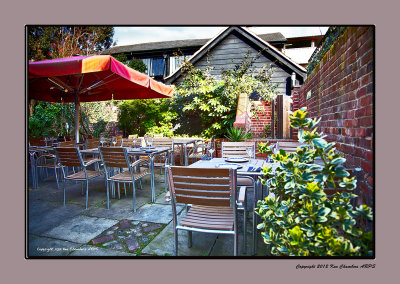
[88,220,166,255]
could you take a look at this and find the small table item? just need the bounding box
[225,157,249,163]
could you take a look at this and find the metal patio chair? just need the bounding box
[221,141,257,245]
[166,166,245,256]
[35,152,63,189]
[275,141,306,153]
[98,146,150,212]
[152,137,174,192]
[187,135,215,163]
[55,147,104,209]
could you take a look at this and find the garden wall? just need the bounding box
[297,26,374,206]
[249,101,272,138]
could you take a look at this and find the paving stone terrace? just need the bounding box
[27,166,269,257]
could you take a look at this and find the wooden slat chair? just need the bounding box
[29,137,46,146]
[152,137,174,192]
[275,141,306,153]
[221,141,256,159]
[85,138,100,150]
[121,138,133,148]
[188,136,215,163]
[36,152,63,189]
[221,141,256,245]
[98,147,150,212]
[55,147,104,209]
[166,166,245,256]
[60,139,101,170]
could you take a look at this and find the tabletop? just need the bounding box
[173,138,203,144]
[189,157,272,176]
[80,146,171,156]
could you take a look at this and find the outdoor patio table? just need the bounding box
[28,146,55,189]
[189,157,273,255]
[81,146,171,203]
[173,138,203,166]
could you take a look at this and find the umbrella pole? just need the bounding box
[74,91,80,144]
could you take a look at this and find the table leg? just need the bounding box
[253,178,261,255]
[149,155,155,202]
[183,144,187,166]
[29,152,38,189]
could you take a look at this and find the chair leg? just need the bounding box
[132,181,137,212]
[63,179,66,206]
[106,181,110,209]
[174,228,178,256]
[164,168,168,192]
[54,167,60,189]
[188,231,192,248]
[85,180,89,209]
[234,231,238,256]
[243,205,247,253]
[117,183,121,199]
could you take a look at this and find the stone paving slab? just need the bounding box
[29,202,86,235]
[85,220,165,255]
[28,236,81,257]
[69,245,133,256]
[42,215,118,244]
[125,203,184,224]
[142,213,217,256]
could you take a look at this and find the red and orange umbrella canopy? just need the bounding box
[28,55,173,142]
[28,55,173,102]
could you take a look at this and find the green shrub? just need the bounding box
[256,107,373,256]
[225,126,252,142]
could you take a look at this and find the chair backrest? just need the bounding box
[121,138,132,147]
[122,137,143,147]
[276,141,304,153]
[29,137,46,146]
[55,147,83,167]
[98,147,129,169]
[167,166,236,207]
[221,142,256,159]
[86,138,100,149]
[152,137,174,148]
[59,140,75,147]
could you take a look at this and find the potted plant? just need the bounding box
[225,126,252,142]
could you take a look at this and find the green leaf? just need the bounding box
[331,157,346,165]
[313,138,327,148]
[318,207,331,217]
[335,167,350,177]
[257,223,265,230]
[298,129,305,143]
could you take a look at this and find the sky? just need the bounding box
[113,26,330,46]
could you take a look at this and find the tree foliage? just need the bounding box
[117,99,177,137]
[173,50,279,137]
[28,26,114,61]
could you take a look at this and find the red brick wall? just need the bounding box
[250,101,273,138]
[297,26,374,206]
